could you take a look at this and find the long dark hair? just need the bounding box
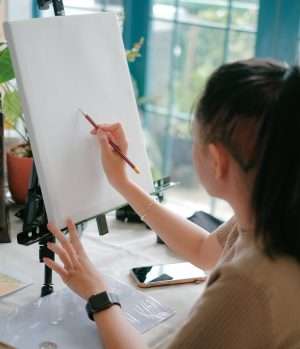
[195,59,300,262]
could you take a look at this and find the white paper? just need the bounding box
[0,276,175,349]
[4,13,154,229]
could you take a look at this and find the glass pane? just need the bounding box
[231,0,259,31]
[64,1,124,24]
[147,1,259,219]
[143,111,168,180]
[64,0,101,12]
[147,19,174,109]
[64,1,123,15]
[152,0,177,20]
[165,118,212,211]
[174,25,225,114]
[64,8,99,15]
[64,0,98,6]
[168,119,193,188]
[227,31,256,62]
[104,0,124,14]
[178,0,229,26]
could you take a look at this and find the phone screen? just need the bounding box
[131,262,206,285]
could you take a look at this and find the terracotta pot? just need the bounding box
[6,144,33,204]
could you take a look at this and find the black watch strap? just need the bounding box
[86,291,121,321]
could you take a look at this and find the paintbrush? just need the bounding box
[79,109,140,174]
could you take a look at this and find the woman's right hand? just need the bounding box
[91,123,130,190]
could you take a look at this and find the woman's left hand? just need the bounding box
[44,218,107,300]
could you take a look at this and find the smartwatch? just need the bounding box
[86,291,121,321]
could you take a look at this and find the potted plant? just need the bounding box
[0,43,32,204]
[0,39,145,204]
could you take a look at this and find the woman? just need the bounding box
[44,59,300,348]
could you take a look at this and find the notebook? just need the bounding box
[4,13,153,229]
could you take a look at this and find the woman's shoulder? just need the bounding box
[206,251,270,301]
[210,215,238,248]
[206,246,300,348]
[215,235,300,291]
[168,255,274,349]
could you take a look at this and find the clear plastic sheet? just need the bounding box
[0,276,175,349]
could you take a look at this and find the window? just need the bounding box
[64,0,123,16]
[144,0,259,219]
[37,0,124,18]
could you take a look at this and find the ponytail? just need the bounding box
[196,59,300,261]
[253,66,300,261]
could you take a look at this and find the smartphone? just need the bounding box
[131,262,207,288]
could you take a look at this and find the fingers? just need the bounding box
[95,129,112,154]
[47,241,73,270]
[90,123,126,139]
[90,123,120,135]
[97,122,122,132]
[47,223,79,268]
[90,123,128,152]
[66,218,86,256]
[43,257,69,280]
[105,123,127,146]
[90,128,97,135]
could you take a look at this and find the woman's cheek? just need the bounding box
[193,144,207,182]
[193,144,215,194]
[192,144,200,173]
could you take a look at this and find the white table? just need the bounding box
[0,206,206,349]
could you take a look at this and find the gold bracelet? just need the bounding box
[140,201,156,221]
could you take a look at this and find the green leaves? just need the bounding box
[3,88,22,127]
[126,37,144,63]
[0,46,15,84]
[0,45,26,141]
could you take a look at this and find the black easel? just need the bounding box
[17,0,108,297]
[37,0,65,15]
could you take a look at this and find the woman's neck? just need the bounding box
[230,194,255,233]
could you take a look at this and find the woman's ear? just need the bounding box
[208,143,229,180]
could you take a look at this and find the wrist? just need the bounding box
[93,303,122,321]
[84,280,107,300]
[86,291,121,321]
[113,177,133,193]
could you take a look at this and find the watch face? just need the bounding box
[86,292,121,321]
[90,292,111,310]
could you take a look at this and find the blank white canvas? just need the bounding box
[4,13,153,229]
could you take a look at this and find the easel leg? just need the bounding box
[41,264,54,297]
[96,214,108,236]
[39,234,55,297]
